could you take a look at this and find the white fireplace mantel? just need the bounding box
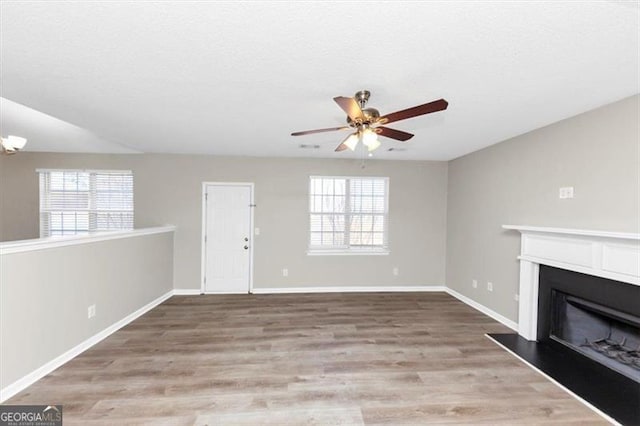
[503,225,640,341]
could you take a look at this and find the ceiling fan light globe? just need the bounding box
[343,133,359,151]
[9,136,27,150]
[2,135,27,151]
[362,128,378,146]
[366,139,381,152]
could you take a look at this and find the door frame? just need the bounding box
[201,181,255,294]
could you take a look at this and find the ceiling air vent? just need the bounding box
[299,144,320,149]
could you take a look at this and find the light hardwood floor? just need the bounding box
[8,292,606,425]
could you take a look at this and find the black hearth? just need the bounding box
[489,265,640,425]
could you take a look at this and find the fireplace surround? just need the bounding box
[503,225,640,341]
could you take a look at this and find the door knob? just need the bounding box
[244,237,249,242]
[244,245,249,250]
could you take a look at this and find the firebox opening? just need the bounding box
[550,290,640,382]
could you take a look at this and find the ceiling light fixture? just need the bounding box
[1,135,27,154]
[361,127,379,150]
[339,127,381,152]
[367,139,381,152]
[343,133,360,151]
[292,90,449,153]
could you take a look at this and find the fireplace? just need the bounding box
[491,225,640,425]
[537,265,640,383]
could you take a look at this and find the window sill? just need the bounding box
[307,249,390,256]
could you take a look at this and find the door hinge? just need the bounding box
[249,204,256,207]
[204,235,207,243]
[204,276,206,284]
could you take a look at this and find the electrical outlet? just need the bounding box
[87,304,96,319]
[487,282,493,292]
[472,279,478,289]
[559,186,574,199]
[255,227,260,236]
[392,267,399,276]
[282,268,288,277]
[514,294,520,301]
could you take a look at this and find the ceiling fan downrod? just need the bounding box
[354,90,370,109]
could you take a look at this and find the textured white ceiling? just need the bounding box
[1,1,638,160]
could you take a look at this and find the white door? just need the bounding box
[203,183,253,293]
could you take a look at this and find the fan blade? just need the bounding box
[379,99,448,125]
[291,126,348,136]
[335,143,348,152]
[375,127,414,141]
[334,96,364,122]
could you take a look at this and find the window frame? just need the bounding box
[307,175,390,256]
[38,168,134,237]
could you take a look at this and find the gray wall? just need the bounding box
[0,231,174,388]
[446,95,640,322]
[1,95,636,320]
[0,153,38,242]
[0,155,449,290]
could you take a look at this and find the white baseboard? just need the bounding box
[0,289,174,403]
[173,289,202,295]
[251,285,447,294]
[445,288,518,331]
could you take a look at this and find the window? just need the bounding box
[39,169,134,237]
[309,176,389,254]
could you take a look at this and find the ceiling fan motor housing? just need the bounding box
[347,90,379,128]
[347,108,380,127]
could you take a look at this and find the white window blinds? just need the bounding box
[39,170,134,237]
[309,176,389,252]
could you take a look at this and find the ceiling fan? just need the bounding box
[291,90,448,152]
